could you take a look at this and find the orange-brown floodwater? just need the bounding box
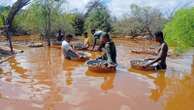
[0,38,193,110]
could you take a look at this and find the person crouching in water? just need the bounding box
[62,34,83,60]
[56,30,64,41]
[143,31,168,70]
[91,29,106,51]
[97,33,117,67]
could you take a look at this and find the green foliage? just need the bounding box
[13,0,74,35]
[164,7,194,53]
[84,2,112,32]
[113,4,166,37]
[72,13,84,36]
[0,6,10,26]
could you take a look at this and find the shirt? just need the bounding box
[93,31,106,39]
[62,40,72,53]
[101,42,117,64]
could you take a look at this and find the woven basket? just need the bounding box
[130,59,154,71]
[87,60,116,73]
[71,56,89,62]
[71,51,91,62]
[28,43,43,48]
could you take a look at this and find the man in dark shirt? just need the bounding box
[97,33,117,66]
[144,31,168,70]
[56,30,64,41]
[91,29,106,51]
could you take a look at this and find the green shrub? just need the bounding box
[164,7,194,53]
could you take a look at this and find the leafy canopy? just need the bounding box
[164,7,194,53]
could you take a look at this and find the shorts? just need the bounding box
[64,50,78,60]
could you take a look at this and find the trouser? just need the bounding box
[64,50,78,60]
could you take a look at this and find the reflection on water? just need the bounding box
[149,71,166,102]
[63,60,83,86]
[85,71,116,91]
[0,39,193,110]
[128,69,167,102]
[164,55,194,110]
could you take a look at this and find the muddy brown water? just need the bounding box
[0,38,193,110]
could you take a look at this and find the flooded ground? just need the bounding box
[0,37,193,110]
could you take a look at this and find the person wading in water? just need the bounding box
[143,31,168,70]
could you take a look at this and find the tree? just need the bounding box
[2,0,30,52]
[165,0,194,20]
[130,4,166,37]
[84,0,101,17]
[112,17,142,37]
[72,13,84,36]
[113,4,166,38]
[164,7,194,53]
[0,6,10,27]
[84,0,112,32]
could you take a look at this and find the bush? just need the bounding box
[164,7,194,53]
[84,1,112,32]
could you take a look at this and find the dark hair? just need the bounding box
[66,34,73,39]
[102,33,111,41]
[91,29,96,33]
[84,32,88,35]
[155,31,164,41]
[58,30,62,33]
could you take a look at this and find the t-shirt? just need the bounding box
[84,37,90,46]
[93,31,106,39]
[62,40,72,53]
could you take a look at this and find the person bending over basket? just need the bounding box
[91,29,106,51]
[96,33,117,67]
[62,34,83,60]
[143,31,168,70]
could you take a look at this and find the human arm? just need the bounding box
[105,44,113,64]
[144,44,166,67]
[92,37,98,50]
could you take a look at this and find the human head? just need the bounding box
[65,34,73,42]
[91,29,96,35]
[154,31,164,43]
[58,30,62,33]
[100,33,111,44]
[84,32,88,38]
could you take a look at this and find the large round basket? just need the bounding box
[71,51,91,62]
[130,59,154,71]
[87,60,116,73]
[71,56,89,62]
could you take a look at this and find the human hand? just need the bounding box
[143,63,150,69]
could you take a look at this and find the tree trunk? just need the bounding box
[146,26,154,39]
[47,5,51,46]
[4,0,30,52]
[44,0,51,46]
